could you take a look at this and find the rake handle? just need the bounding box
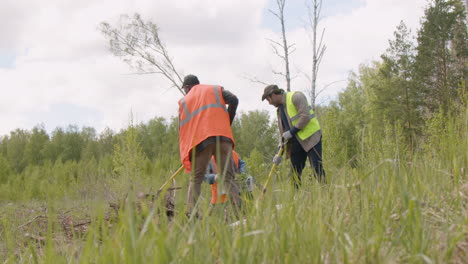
[261,144,286,196]
[157,165,184,193]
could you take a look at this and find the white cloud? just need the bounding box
[285,0,426,103]
[0,0,427,136]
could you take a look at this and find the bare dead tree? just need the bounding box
[100,13,185,95]
[305,0,326,108]
[268,0,295,91]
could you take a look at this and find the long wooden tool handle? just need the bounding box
[261,145,285,196]
[158,165,184,193]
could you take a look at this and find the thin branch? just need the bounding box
[316,79,347,97]
[288,46,297,55]
[269,42,285,59]
[17,215,46,229]
[272,69,285,77]
[266,38,283,48]
[317,28,326,55]
[316,45,327,74]
[268,9,281,20]
[241,74,270,86]
[297,68,312,83]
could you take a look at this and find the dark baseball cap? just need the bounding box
[261,84,283,101]
[182,74,200,86]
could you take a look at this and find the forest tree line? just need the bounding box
[0,0,466,196]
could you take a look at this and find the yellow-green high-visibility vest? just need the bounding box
[286,92,321,140]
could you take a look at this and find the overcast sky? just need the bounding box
[0,0,428,136]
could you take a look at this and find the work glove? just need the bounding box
[272,155,282,165]
[282,130,293,141]
[245,175,254,192]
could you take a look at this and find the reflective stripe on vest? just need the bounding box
[179,86,227,128]
[290,113,315,122]
[286,92,321,140]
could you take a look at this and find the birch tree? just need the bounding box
[100,13,185,95]
[305,0,326,108]
[268,0,295,91]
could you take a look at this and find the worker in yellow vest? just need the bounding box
[262,84,326,187]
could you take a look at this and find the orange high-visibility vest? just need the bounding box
[178,84,234,172]
[211,183,228,204]
[210,150,240,204]
[210,151,240,173]
[231,151,239,170]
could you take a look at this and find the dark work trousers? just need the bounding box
[186,139,241,218]
[290,136,326,187]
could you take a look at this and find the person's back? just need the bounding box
[178,74,241,218]
[178,84,234,169]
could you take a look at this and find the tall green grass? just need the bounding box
[1,110,467,263]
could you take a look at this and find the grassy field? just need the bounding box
[1,117,467,263]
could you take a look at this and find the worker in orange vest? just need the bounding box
[178,74,241,218]
[204,150,254,204]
